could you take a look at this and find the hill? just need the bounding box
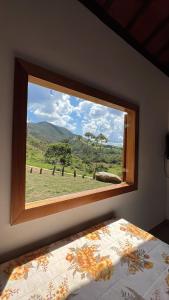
[26,121,123,176]
[27,121,75,143]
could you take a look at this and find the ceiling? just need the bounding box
[79,0,169,77]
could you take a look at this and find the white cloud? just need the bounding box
[28,83,76,130]
[28,83,124,144]
[77,101,124,144]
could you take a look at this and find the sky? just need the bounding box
[27,82,125,145]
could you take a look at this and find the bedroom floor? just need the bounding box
[150,220,169,244]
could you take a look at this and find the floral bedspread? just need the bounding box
[0,218,169,300]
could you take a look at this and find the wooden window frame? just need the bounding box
[11,58,139,225]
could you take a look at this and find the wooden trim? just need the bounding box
[20,58,138,111]
[122,114,127,182]
[11,58,139,225]
[11,60,28,224]
[25,184,129,209]
[125,109,136,184]
[15,184,134,224]
[29,75,126,112]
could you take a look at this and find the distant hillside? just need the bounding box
[26,121,123,175]
[27,121,75,143]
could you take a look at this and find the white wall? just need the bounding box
[0,0,169,259]
[166,111,169,218]
[167,173,169,219]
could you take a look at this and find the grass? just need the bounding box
[26,158,123,177]
[26,170,111,203]
[26,132,123,203]
[26,159,52,170]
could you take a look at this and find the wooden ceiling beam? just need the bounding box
[142,16,169,46]
[126,1,151,31]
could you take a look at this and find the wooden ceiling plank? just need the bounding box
[156,39,169,57]
[142,16,169,46]
[126,1,152,31]
[108,0,144,28]
[103,0,114,10]
[146,25,169,55]
[159,48,169,64]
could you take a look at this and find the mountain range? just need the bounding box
[27,121,75,143]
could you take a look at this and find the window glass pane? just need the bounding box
[26,81,125,203]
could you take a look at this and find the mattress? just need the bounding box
[0,218,169,300]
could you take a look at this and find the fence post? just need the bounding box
[52,166,56,175]
[30,167,33,173]
[61,166,64,176]
[74,169,76,178]
[40,168,42,174]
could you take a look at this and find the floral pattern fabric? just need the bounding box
[0,218,169,299]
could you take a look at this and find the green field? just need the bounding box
[26,121,123,202]
[26,170,111,202]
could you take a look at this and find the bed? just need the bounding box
[0,218,169,300]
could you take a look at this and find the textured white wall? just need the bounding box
[0,0,168,259]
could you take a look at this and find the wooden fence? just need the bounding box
[26,165,93,179]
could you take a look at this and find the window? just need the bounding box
[11,58,139,224]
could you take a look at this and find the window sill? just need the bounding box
[11,183,137,225]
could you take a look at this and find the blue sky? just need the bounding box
[27,82,125,145]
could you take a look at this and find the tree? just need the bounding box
[84,132,91,140]
[85,132,95,143]
[96,133,108,151]
[94,133,108,171]
[84,132,96,171]
[45,143,72,168]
